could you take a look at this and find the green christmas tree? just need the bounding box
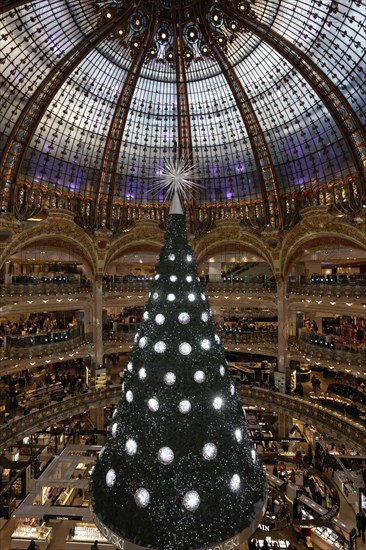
[91,181,266,550]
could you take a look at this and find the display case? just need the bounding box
[95,366,107,389]
[66,522,114,549]
[312,517,356,550]
[334,471,358,506]
[251,537,290,548]
[55,486,75,505]
[11,522,53,549]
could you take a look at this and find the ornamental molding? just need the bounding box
[0,217,98,275]
[280,217,366,278]
[195,223,274,270]
[105,222,164,267]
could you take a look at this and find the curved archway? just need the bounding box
[0,223,97,278]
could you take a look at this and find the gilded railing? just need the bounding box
[1,174,362,232]
[1,385,364,451]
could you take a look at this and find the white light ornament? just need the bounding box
[134,488,150,508]
[154,341,166,353]
[170,275,177,282]
[213,396,223,410]
[178,400,191,414]
[186,254,192,262]
[230,474,241,492]
[179,342,192,355]
[158,447,174,465]
[193,370,205,383]
[201,312,209,322]
[183,491,200,511]
[201,339,211,350]
[152,292,159,300]
[127,362,133,372]
[164,372,176,385]
[188,293,195,302]
[235,429,243,443]
[186,275,193,282]
[230,383,235,395]
[148,397,159,412]
[155,314,165,325]
[143,311,149,321]
[139,337,147,349]
[168,253,175,261]
[201,294,206,301]
[219,365,225,377]
[126,390,134,403]
[111,423,118,437]
[99,446,106,459]
[215,334,220,344]
[106,469,116,488]
[202,443,217,460]
[178,312,190,324]
[167,293,176,302]
[154,274,160,280]
[112,408,117,418]
[125,439,137,456]
[138,368,147,380]
[251,449,257,463]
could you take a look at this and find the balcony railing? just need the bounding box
[103,327,278,349]
[2,326,83,351]
[301,333,366,356]
[288,281,365,300]
[3,174,363,231]
[0,334,93,366]
[103,280,276,295]
[0,282,92,298]
[1,385,364,451]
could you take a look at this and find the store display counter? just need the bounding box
[311,517,356,550]
[66,522,114,549]
[251,538,290,548]
[11,523,53,549]
[334,471,358,506]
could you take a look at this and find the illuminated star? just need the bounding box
[149,156,204,202]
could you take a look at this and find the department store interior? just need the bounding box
[0,0,366,549]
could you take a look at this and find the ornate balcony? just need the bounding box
[1,385,364,452]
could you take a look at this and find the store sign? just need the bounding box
[258,524,270,531]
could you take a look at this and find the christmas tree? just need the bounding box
[90,175,266,550]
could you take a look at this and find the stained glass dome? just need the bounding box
[0,0,365,231]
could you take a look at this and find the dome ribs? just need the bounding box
[98,3,159,230]
[0,0,138,214]
[217,0,366,199]
[196,2,282,229]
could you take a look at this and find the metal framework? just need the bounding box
[99,4,159,230]
[219,1,366,195]
[197,3,283,228]
[0,1,139,212]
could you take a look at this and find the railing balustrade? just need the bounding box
[1,385,364,451]
[0,282,92,298]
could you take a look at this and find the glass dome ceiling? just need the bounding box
[0,0,365,231]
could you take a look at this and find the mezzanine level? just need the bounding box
[0,385,364,453]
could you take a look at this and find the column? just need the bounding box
[277,412,293,439]
[90,406,105,431]
[92,275,104,381]
[277,279,290,391]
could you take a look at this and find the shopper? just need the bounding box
[91,541,99,550]
[356,512,362,537]
[360,511,366,544]
[27,541,36,550]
